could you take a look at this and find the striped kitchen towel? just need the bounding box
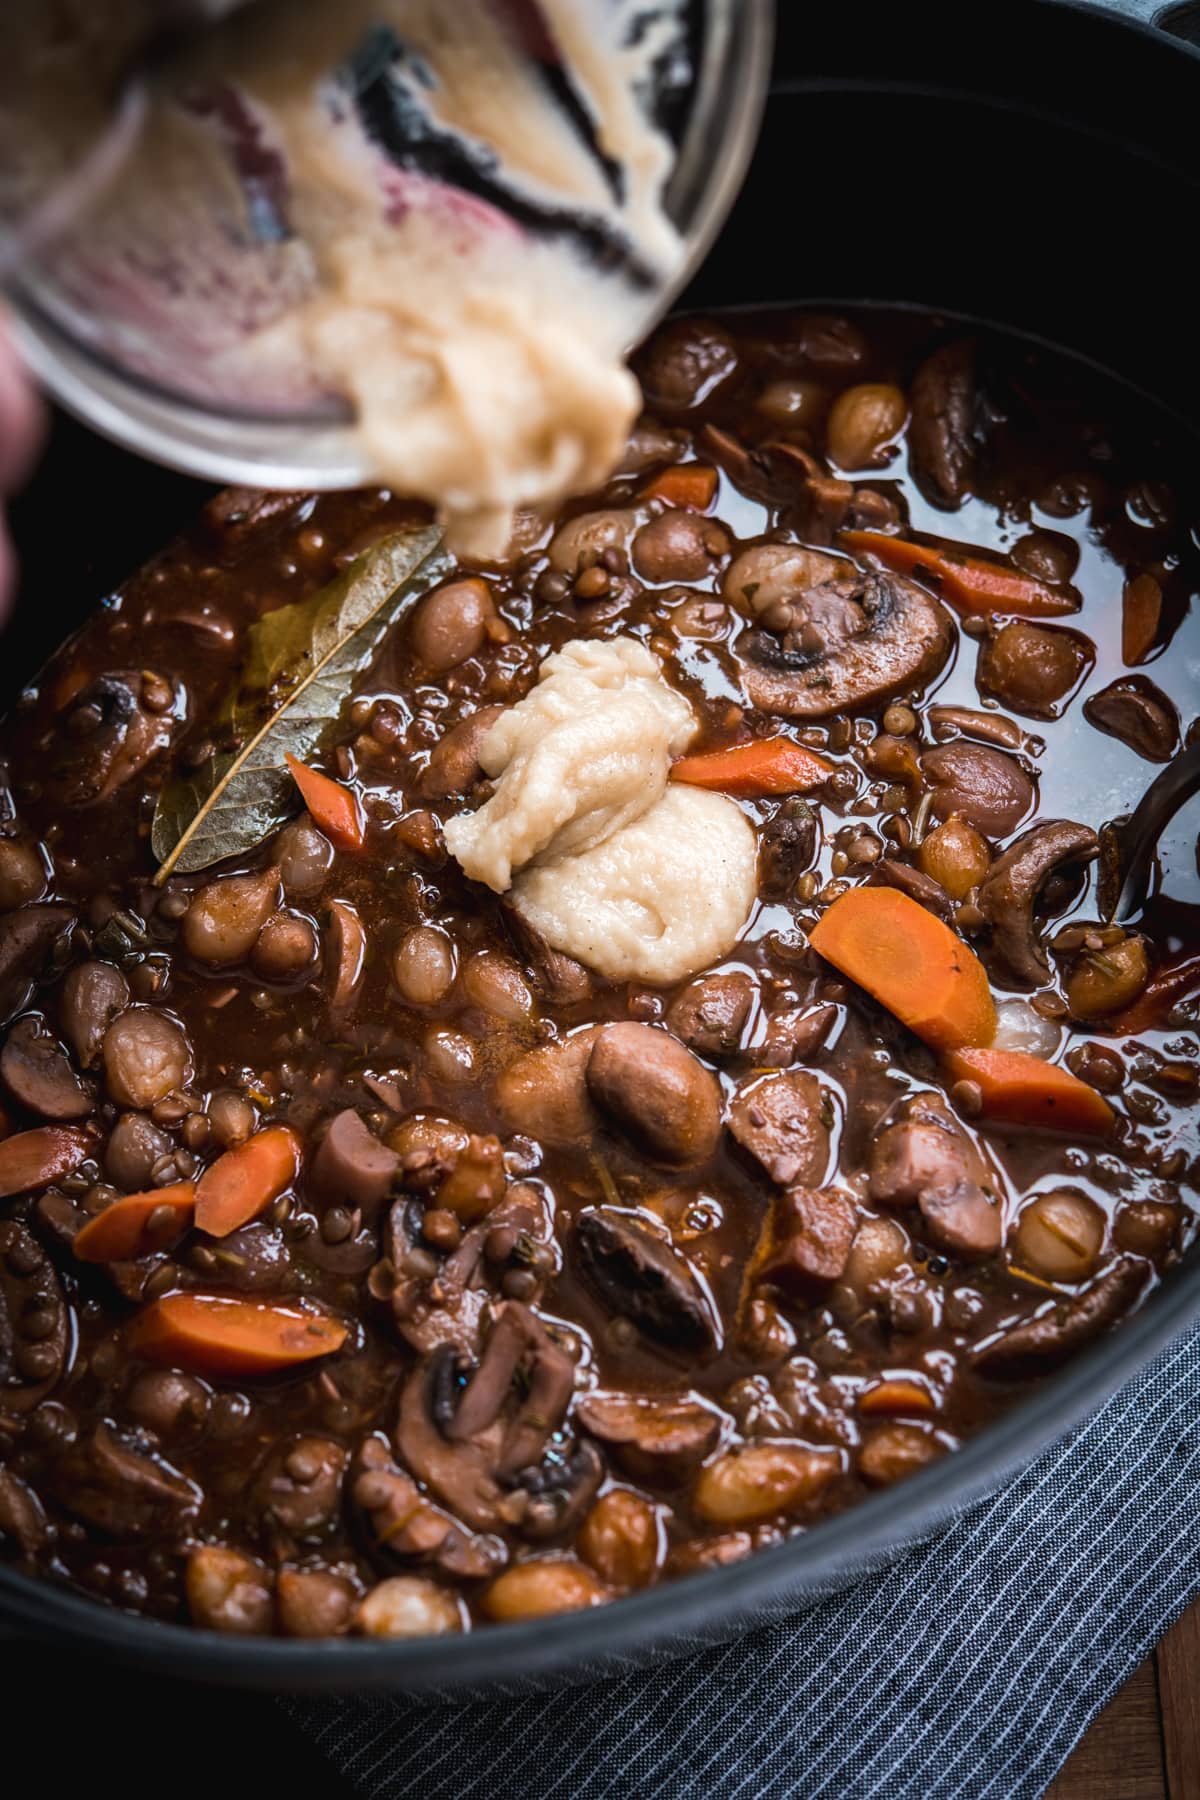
[283,1320,1200,1798]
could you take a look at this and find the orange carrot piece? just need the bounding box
[944,1047,1115,1137]
[74,1182,197,1264]
[129,1294,347,1377]
[842,531,1078,619]
[0,1126,91,1198]
[640,463,719,511]
[1121,573,1162,666]
[809,887,996,1053]
[1107,951,1200,1037]
[194,1125,300,1238]
[284,754,364,852]
[670,737,832,796]
[858,1379,936,1417]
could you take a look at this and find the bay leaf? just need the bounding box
[151,524,451,878]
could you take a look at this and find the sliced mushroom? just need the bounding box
[723,544,847,613]
[311,1109,399,1222]
[380,1198,488,1356]
[59,1420,200,1535]
[1084,676,1181,763]
[755,1002,838,1068]
[351,1435,504,1578]
[420,705,503,799]
[909,339,978,508]
[738,569,952,718]
[0,905,76,1026]
[501,905,594,1006]
[977,820,1099,986]
[0,1125,91,1198]
[444,1302,576,1477]
[870,858,954,922]
[515,1440,606,1542]
[727,1070,831,1187]
[251,1434,348,1540]
[1,1014,93,1120]
[586,1024,722,1166]
[974,1258,1146,1378]
[701,430,861,539]
[575,1208,719,1352]
[927,705,1027,752]
[380,1184,548,1357]
[574,1390,723,1483]
[920,743,1036,838]
[395,1309,575,1534]
[51,670,177,805]
[0,1221,68,1416]
[324,899,366,1015]
[395,1353,506,1531]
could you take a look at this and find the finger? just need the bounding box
[0,314,46,494]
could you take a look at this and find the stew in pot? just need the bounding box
[0,307,1197,1639]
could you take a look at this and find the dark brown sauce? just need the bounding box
[0,307,1197,1635]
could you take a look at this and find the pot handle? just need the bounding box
[1092,0,1200,43]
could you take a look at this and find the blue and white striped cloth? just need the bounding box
[284,1322,1200,1798]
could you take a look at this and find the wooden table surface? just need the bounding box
[1049,1599,1200,1798]
[4,1596,1199,1796]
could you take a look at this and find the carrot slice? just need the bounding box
[670,737,832,796]
[284,754,364,852]
[945,1047,1115,1137]
[129,1294,347,1377]
[858,1379,936,1417]
[640,463,719,511]
[0,1126,91,1198]
[809,887,996,1053]
[842,531,1078,619]
[74,1182,197,1264]
[194,1125,300,1238]
[1121,572,1162,666]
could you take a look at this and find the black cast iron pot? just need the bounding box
[1,0,1199,1694]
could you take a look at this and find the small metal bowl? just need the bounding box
[4,0,774,492]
